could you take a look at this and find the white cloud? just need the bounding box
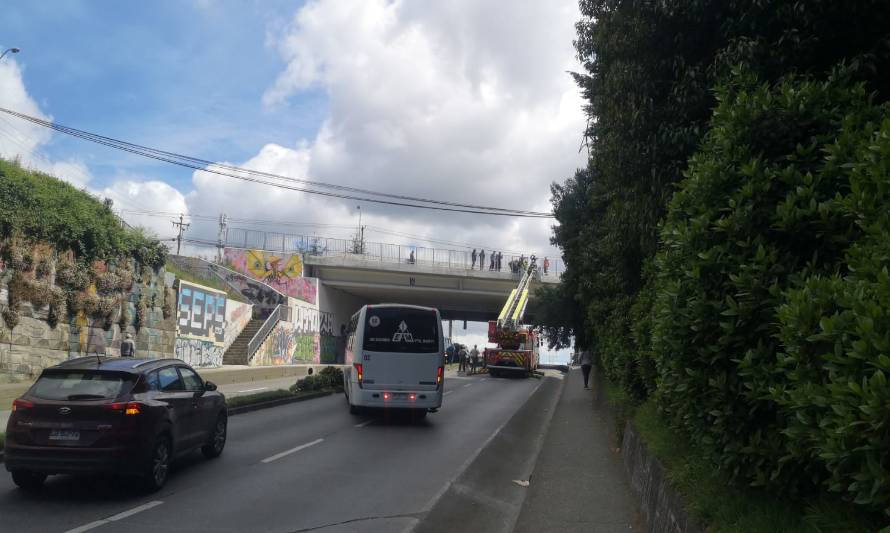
[189,0,584,261]
[100,179,189,238]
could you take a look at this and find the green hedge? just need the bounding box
[0,159,166,268]
[650,69,890,515]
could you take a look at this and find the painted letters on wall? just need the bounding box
[175,338,223,368]
[177,281,226,344]
[224,248,317,304]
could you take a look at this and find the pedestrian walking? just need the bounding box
[471,249,477,269]
[543,257,550,275]
[579,349,592,389]
[120,333,136,357]
[469,345,480,374]
[479,249,485,271]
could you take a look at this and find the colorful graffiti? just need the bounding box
[177,281,226,344]
[224,300,253,352]
[175,338,223,368]
[224,248,317,304]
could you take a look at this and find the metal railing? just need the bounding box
[247,303,284,363]
[224,227,563,278]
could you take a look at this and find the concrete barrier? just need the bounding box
[621,421,702,533]
[0,364,350,407]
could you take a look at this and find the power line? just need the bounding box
[0,106,554,218]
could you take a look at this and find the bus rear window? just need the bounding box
[363,308,439,353]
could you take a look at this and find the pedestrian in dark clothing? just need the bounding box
[471,249,477,269]
[489,254,495,270]
[497,252,503,271]
[479,249,485,270]
[579,349,592,389]
[120,333,136,357]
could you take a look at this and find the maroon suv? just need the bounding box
[4,357,228,492]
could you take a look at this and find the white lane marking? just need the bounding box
[443,391,453,396]
[64,501,164,533]
[261,438,324,464]
[237,387,268,394]
[463,383,472,388]
[354,420,374,428]
[107,501,165,521]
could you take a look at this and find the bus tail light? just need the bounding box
[409,393,416,401]
[354,363,363,388]
[436,366,443,386]
[383,392,391,401]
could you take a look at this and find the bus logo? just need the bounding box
[392,321,415,343]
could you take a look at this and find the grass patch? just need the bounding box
[601,382,883,532]
[165,261,248,303]
[226,387,340,409]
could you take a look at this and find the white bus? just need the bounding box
[343,304,445,418]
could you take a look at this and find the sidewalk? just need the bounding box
[514,367,641,532]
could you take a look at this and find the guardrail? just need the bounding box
[225,227,563,278]
[247,303,284,363]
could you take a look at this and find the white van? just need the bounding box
[343,304,445,417]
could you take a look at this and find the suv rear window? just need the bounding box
[31,371,135,401]
[363,307,440,353]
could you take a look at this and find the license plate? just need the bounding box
[48,430,80,442]
[391,392,408,399]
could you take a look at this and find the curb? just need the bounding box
[227,390,335,416]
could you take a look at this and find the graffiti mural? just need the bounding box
[177,281,226,344]
[224,300,253,352]
[224,248,317,304]
[175,338,223,368]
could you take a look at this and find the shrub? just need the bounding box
[318,366,344,390]
[290,374,327,392]
[650,69,890,513]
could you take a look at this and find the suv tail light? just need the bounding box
[12,399,34,412]
[107,401,144,416]
[354,363,363,388]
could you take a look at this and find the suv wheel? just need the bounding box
[202,414,227,459]
[143,435,171,492]
[11,471,47,491]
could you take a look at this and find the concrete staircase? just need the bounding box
[223,318,266,365]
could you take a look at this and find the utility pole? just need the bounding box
[171,214,190,256]
[217,213,227,263]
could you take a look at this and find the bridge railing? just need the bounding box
[224,227,563,278]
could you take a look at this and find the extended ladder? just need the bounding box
[497,264,536,332]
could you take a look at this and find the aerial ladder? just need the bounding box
[484,262,540,377]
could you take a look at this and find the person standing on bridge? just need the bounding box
[479,249,485,271]
[471,249,477,269]
[489,253,496,271]
[543,257,550,275]
[497,251,503,271]
[579,348,592,389]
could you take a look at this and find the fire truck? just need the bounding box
[485,263,539,377]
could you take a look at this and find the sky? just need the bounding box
[0,0,584,363]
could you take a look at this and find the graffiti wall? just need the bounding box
[175,338,223,368]
[223,300,253,352]
[251,297,335,366]
[174,280,229,368]
[177,281,226,344]
[224,248,317,304]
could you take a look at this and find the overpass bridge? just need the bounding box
[224,227,561,323]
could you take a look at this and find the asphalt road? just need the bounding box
[0,372,546,533]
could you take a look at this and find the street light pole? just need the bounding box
[0,48,21,61]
